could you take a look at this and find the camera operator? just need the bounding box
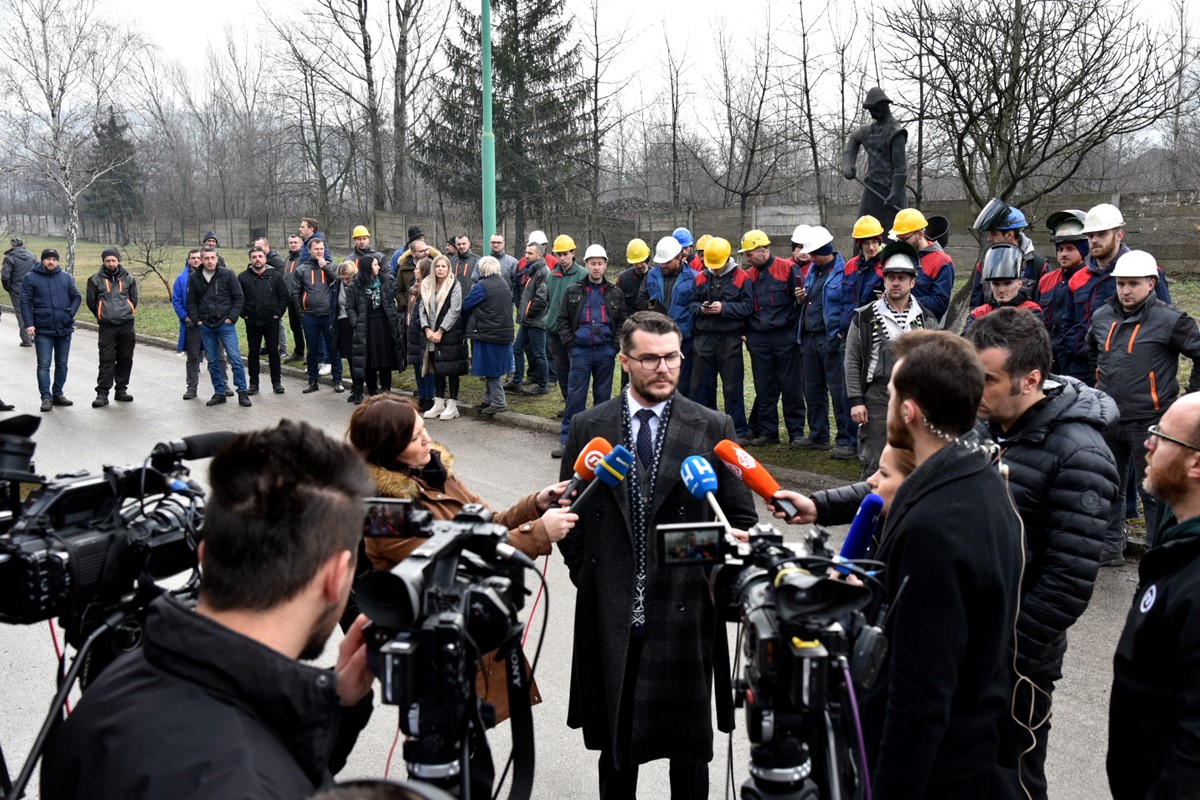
[558,310,757,800]
[40,421,377,800]
[966,307,1119,800]
[862,330,1023,799]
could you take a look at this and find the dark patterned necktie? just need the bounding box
[636,408,656,467]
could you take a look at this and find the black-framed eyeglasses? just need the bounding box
[1147,424,1200,452]
[625,352,684,371]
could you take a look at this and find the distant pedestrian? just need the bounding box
[1088,250,1200,564]
[506,243,550,396]
[554,244,625,457]
[464,256,515,415]
[19,248,81,412]
[292,238,343,393]
[420,254,468,420]
[187,246,251,407]
[690,236,754,441]
[2,236,37,346]
[85,248,138,407]
[254,236,290,358]
[344,255,404,404]
[406,258,436,413]
[238,246,290,395]
[174,249,227,400]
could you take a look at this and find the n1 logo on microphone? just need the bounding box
[681,455,719,497]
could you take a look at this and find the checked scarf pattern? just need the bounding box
[622,396,673,633]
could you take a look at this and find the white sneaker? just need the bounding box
[439,398,460,420]
[319,363,332,376]
[423,397,446,418]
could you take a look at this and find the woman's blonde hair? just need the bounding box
[338,260,358,278]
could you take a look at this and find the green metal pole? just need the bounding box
[480,0,496,242]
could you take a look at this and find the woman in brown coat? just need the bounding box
[346,393,577,570]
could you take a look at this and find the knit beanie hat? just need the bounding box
[41,248,59,261]
[101,247,120,262]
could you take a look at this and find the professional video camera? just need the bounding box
[658,518,887,800]
[354,499,542,800]
[0,415,231,800]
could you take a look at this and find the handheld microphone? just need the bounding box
[680,455,731,532]
[834,492,884,574]
[712,439,799,519]
[558,437,613,503]
[570,445,634,513]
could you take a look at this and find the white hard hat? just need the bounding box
[1110,250,1158,278]
[1079,203,1125,234]
[790,224,812,245]
[800,225,834,254]
[653,236,683,264]
[527,229,549,245]
[583,244,608,261]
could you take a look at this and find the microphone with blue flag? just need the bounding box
[681,455,731,532]
[833,492,885,574]
[569,445,635,513]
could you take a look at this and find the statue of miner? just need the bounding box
[843,87,909,233]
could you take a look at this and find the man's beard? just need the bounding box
[298,601,342,661]
[887,404,915,450]
[1144,454,1187,509]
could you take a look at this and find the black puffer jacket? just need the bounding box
[40,595,373,800]
[238,266,290,326]
[345,270,406,384]
[1,245,36,292]
[977,375,1119,675]
[406,287,426,368]
[186,266,244,326]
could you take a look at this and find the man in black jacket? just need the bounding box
[292,238,343,393]
[85,248,139,407]
[967,308,1119,800]
[40,420,376,800]
[2,236,37,345]
[1108,392,1200,800]
[187,246,251,407]
[240,246,291,395]
[862,330,1023,800]
[554,244,625,458]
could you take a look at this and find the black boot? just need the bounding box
[303,382,320,393]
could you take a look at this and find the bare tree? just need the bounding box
[886,0,1196,209]
[662,39,689,214]
[694,26,796,230]
[273,0,389,212]
[577,0,635,239]
[122,237,175,296]
[0,0,137,273]
[387,0,448,213]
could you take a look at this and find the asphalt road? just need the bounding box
[0,317,1134,799]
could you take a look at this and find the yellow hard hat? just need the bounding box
[889,209,929,238]
[739,229,771,253]
[703,237,733,269]
[851,215,884,240]
[352,225,370,239]
[696,233,713,251]
[552,234,576,253]
[626,238,651,264]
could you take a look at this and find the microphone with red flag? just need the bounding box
[557,437,613,503]
[712,439,799,519]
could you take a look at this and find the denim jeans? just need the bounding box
[412,358,436,400]
[561,344,617,442]
[34,332,71,398]
[512,325,547,388]
[199,322,248,394]
[301,314,341,382]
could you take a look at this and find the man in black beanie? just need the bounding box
[86,247,139,406]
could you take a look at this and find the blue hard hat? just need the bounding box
[672,227,694,247]
[996,207,1027,231]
